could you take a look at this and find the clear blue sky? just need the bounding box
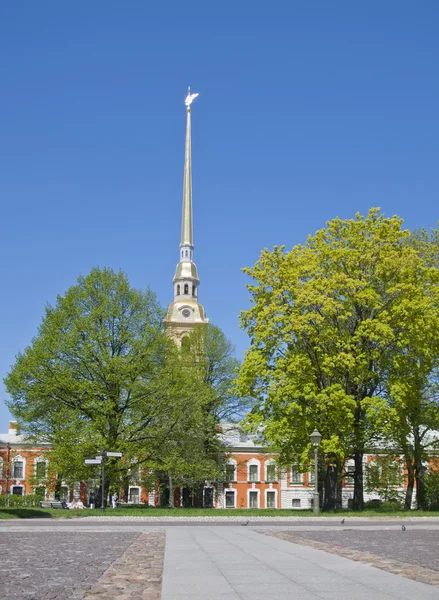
[1,2,438,430]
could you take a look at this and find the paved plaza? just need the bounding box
[0,519,438,599]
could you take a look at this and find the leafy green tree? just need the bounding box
[186,324,249,423]
[4,267,171,492]
[237,209,439,510]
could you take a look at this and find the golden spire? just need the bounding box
[181,87,198,247]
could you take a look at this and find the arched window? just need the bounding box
[185,250,188,257]
[192,285,196,296]
[184,284,189,294]
[181,336,191,352]
[177,284,180,295]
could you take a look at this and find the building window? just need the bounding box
[177,284,180,295]
[224,463,236,481]
[185,250,188,257]
[292,498,301,508]
[192,285,196,296]
[248,491,259,508]
[0,458,3,479]
[266,463,277,482]
[184,284,189,294]
[204,487,215,508]
[266,491,276,508]
[345,465,355,486]
[248,464,259,482]
[12,486,23,495]
[291,464,303,485]
[128,487,140,504]
[13,461,24,479]
[225,490,235,508]
[60,486,69,501]
[35,461,47,479]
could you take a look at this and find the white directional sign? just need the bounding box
[85,459,101,464]
[106,452,123,457]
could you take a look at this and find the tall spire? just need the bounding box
[164,87,208,344]
[181,87,196,247]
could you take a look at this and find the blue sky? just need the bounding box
[1,2,438,430]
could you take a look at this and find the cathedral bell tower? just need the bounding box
[164,88,208,344]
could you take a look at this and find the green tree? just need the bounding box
[4,267,170,492]
[237,209,439,510]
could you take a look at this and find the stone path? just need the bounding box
[263,529,439,587]
[2,522,439,599]
[161,526,439,599]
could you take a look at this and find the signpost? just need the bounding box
[84,450,122,512]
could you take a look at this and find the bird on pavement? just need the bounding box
[401,525,406,531]
[242,520,250,526]
[340,519,345,525]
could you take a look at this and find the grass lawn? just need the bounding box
[2,506,439,519]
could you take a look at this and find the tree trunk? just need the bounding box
[404,460,415,510]
[323,458,339,512]
[415,461,426,510]
[168,472,174,508]
[353,450,364,511]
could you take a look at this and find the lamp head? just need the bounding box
[310,429,322,447]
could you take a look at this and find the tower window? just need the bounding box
[185,250,188,257]
[177,285,180,295]
[192,285,196,296]
[184,284,189,294]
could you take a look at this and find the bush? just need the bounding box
[364,499,383,510]
[378,500,403,512]
[0,494,42,508]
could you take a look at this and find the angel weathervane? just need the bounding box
[185,86,199,107]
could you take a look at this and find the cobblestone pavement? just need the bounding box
[0,531,165,599]
[85,532,165,600]
[262,529,439,587]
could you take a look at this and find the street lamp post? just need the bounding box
[310,429,322,516]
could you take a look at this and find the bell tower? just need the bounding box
[164,88,208,344]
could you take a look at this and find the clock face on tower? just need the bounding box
[182,308,191,318]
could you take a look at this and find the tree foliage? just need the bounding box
[237,209,439,510]
[4,269,240,502]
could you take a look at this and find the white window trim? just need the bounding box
[11,484,25,495]
[345,461,355,487]
[34,456,48,479]
[0,457,3,480]
[247,458,260,482]
[12,455,26,481]
[265,459,277,482]
[224,488,236,508]
[224,459,237,482]
[247,488,260,509]
[264,488,278,509]
[128,486,141,503]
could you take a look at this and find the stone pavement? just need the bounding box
[1,521,439,599]
[161,526,439,599]
[0,530,165,599]
[263,529,439,587]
